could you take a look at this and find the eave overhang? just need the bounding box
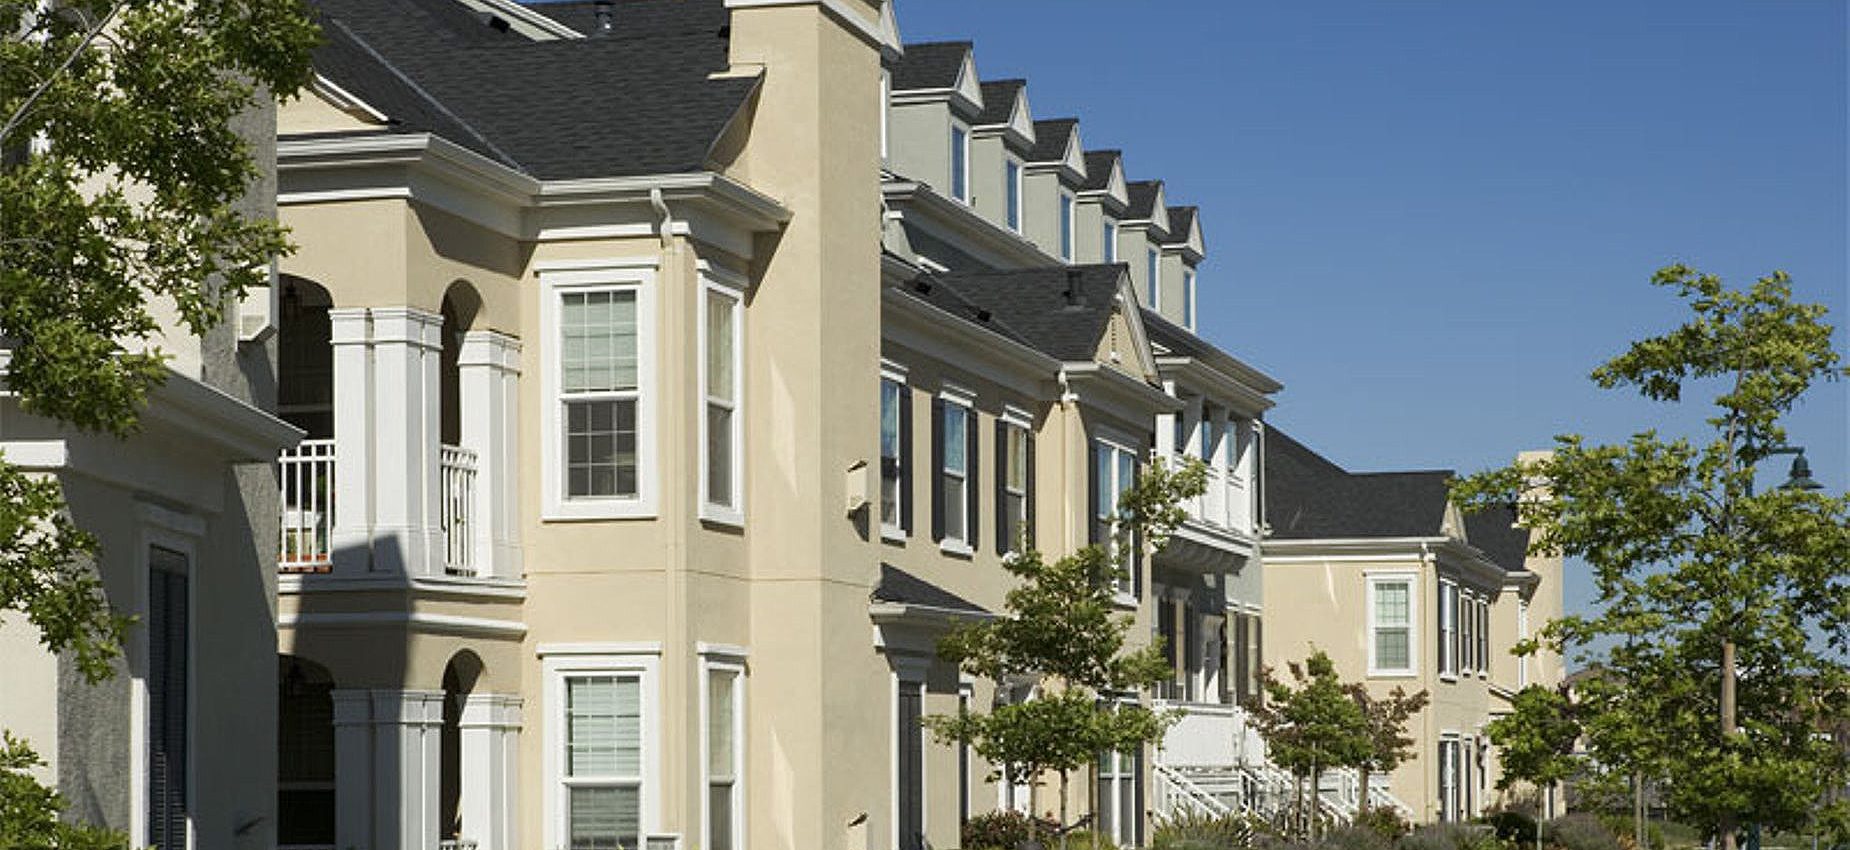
[1061,361,1183,417]
[883,175,1059,270]
[1261,536,1509,588]
[881,285,1062,401]
[1154,356,1279,416]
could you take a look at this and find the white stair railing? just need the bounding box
[440,444,477,575]
[1154,762,1235,818]
[279,439,336,571]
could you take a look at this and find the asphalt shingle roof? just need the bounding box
[1081,150,1121,192]
[1126,180,1164,220]
[1464,506,1531,572]
[891,41,970,91]
[303,0,756,179]
[872,564,989,615]
[1166,206,1197,241]
[1028,118,1077,164]
[524,0,730,39]
[1264,428,1454,540]
[976,79,1025,126]
[923,265,1127,362]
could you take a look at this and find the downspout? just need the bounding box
[1058,366,1079,552]
[649,186,674,248]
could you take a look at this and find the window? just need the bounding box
[1368,575,1414,676]
[1200,410,1219,463]
[896,679,925,850]
[1091,439,1139,597]
[1518,599,1530,687]
[996,417,1032,555]
[1097,742,1142,847]
[1438,736,1462,822]
[957,684,973,826]
[1059,192,1075,261]
[1005,159,1023,232]
[1477,598,1490,677]
[705,666,743,850]
[950,125,969,202]
[1183,270,1196,328]
[278,658,336,850]
[148,546,190,850]
[1231,612,1264,706]
[1103,219,1118,263]
[933,394,976,550]
[702,281,743,519]
[543,264,656,520]
[544,652,657,850]
[1459,592,1475,675]
[1147,248,1160,310]
[1439,581,1460,678]
[880,374,911,536]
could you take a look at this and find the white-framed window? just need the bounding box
[1183,269,1196,329]
[879,69,891,161]
[541,261,657,520]
[702,660,745,850]
[936,393,974,550]
[1367,573,1416,677]
[1517,598,1530,687]
[1096,736,1142,847]
[542,651,660,850]
[1459,591,1475,675]
[950,124,969,202]
[1477,597,1490,677]
[1146,247,1160,310]
[1092,437,1139,599]
[1005,158,1023,232]
[1438,734,1462,822]
[880,366,910,538]
[1439,580,1460,679]
[701,273,744,523]
[998,412,1031,554]
[1059,192,1075,261]
[1102,219,1118,263]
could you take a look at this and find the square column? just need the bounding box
[458,694,523,850]
[457,331,522,579]
[331,690,375,850]
[330,689,444,850]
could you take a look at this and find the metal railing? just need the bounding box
[440,444,478,576]
[279,439,336,571]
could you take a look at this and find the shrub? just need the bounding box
[1323,825,1397,850]
[1061,828,1120,850]
[1150,810,1258,850]
[1488,810,1538,844]
[962,810,1061,850]
[1353,807,1412,841]
[1542,814,1623,850]
[1398,823,1501,850]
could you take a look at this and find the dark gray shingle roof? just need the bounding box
[873,564,989,614]
[1166,206,1197,241]
[524,0,730,38]
[976,79,1025,126]
[891,41,970,91]
[1082,150,1121,192]
[1126,180,1164,220]
[303,0,756,179]
[1263,428,1454,540]
[1464,506,1532,572]
[925,265,1127,362]
[1028,118,1077,164]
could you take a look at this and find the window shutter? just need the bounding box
[930,398,944,542]
[1086,443,1100,545]
[1024,431,1036,548]
[966,409,979,551]
[898,388,913,534]
[1130,460,1143,597]
[147,554,189,850]
[994,419,1007,556]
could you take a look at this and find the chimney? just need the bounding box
[1063,268,1084,307]
[593,0,614,35]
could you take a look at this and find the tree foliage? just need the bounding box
[1486,685,1581,792]
[1453,266,1850,836]
[926,458,1206,844]
[0,734,125,850]
[1250,649,1371,837]
[1348,682,1429,815]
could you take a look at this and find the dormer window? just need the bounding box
[1006,158,1023,232]
[1102,219,1118,263]
[1059,192,1075,261]
[1146,248,1160,310]
[950,125,970,202]
[1183,269,1196,329]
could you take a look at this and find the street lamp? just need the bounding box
[1779,450,1823,492]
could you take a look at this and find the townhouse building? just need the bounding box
[1262,432,1566,822]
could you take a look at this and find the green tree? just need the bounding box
[1251,650,1371,839]
[1347,682,1429,817]
[927,458,1205,850]
[1487,684,1582,849]
[1,0,317,839]
[1453,266,1850,849]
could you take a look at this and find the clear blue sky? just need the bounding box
[897,1,1849,620]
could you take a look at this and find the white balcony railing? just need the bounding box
[279,439,336,572]
[440,444,478,575]
[1171,454,1253,536]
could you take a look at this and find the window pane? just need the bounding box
[1116,451,1135,499]
[1006,161,1020,230]
[708,784,734,850]
[943,478,966,540]
[1060,195,1074,259]
[942,407,966,473]
[562,291,637,393]
[708,671,735,778]
[566,400,637,498]
[1094,445,1113,517]
[567,676,641,777]
[951,127,967,199]
[1006,427,1027,490]
[1377,627,1410,670]
[1375,582,1409,626]
[706,405,732,507]
[881,471,899,527]
[1103,221,1117,262]
[569,786,639,850]
[880,381,900,459]
[705,291,735,401]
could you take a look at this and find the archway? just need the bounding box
[440,650,486,843]
[439,282,483,448]
[278,655,336,850]
[278,276,335,439]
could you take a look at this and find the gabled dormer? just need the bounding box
[1122,180,1171,308]
[1021,118,1088,261]
[1076,149,1130,265]
[969,79,1037,232]
[887,41,986,203]
[1156,205,1205,329]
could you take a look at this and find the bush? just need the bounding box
[1398,823,1501,850]
[1150,810,1258,850]
[1542,814,1623,850]
[1487,810,1538,844]
[1061,828,1120,850]
[1323,825,1398,850]
[963,810,1061,850]
[1352,807,1411,841]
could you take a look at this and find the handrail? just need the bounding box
[1154,761,1234,818]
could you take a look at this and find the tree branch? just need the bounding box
[0,1,125,148]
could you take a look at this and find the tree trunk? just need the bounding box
[1358,764,1371,816]
[1294,774,1306,840]
[1059,770,1071,850]
[1634,772,1646,849]
[1721,639,1737,850]
[1029,775,1039,842]
[1310,764,1322,841]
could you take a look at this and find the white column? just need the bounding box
[328,309,374,576]
[459,694,523,850]
[372,690,445,850]
[1213,407,1233,527]
[331,690,375,850]
[1156,380,1178,457]
[368,308,445,577]
[458,332,523,579]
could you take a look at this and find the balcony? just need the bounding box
[277,439,478,575]
[1161,454,1258,572]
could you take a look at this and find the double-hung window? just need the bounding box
[1091,439,1139,597]
[704,664,744,850]
[1146,248,1161,310]
[702,277,744,521]
[996,414,1032,555]
[950,125,969,203]
[1005,158,1023,232]
[880,372,911,536]
[546,653,657,850]
[1102,219,1118,263]
[1459,592,1475,675]
[1439,580,1460,678]
[544,264,655,519]
[1059,192,1075,261]
[1096,728,1142,847]
[1368,575,1414,676]
[1438,735,1461,822]
[1477,598,1490,677]
[933,393,976,550]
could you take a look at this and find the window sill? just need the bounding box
[700,504,745,530]
[938,539,973,559]
[881,525,908,545]
[1111,591,1138,610]
[1439,673,1459,683]
[1368,669,1418,680]
[542,499,657,522]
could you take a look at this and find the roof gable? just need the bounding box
[1027,118,1086,182]
[974,79,1035,148]
[1125,180,1172,233]
[1080,150,1129,209]
[1162,206,1204,257]
[1094,271,1160,382]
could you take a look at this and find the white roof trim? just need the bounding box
[310,74,389,125]
[1008,89,1036,145]
[1149,184,1172,233]
[953,51,984,114]
[449,0,583,40]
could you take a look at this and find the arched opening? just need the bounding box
[278,655,336,850]
[438,283,483,576]
[278,276,335,439]
[439,282,482,448]
[440,650,485,843]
